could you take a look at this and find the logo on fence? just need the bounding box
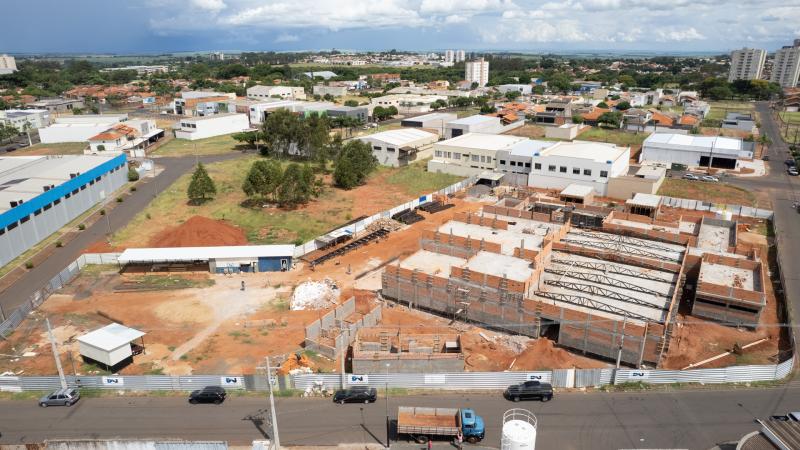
[525,373,544,381]
[628,371,649,380]
[424,374,446,385]
[101,376,124,386]
[221,376,243,386]
[349,375,369,385]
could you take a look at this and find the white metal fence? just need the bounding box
[0,252,121,338]
[293,176,478,258]
[660,196,773,219]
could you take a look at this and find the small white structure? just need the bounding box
[118,245,295,273]
[502,409,537,450]
[358,128,438,167]
[641,133,754,169]
[86,119,163,156]
[497,84,532,95]
[247,85,306,101]
[445,115,522,139]
[313,85,348,97]
[77,323,145,368]
[174,113,250,140]
[400,112,457,136]
[544,123,582,140]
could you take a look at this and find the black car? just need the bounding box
[332,387,378,404]
[189,386,227,404]
[785,158,797,167]
[504,380,554,402]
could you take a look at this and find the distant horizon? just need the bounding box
[2,0,798,56]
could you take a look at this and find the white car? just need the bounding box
[683,173,700,181]
[701,175,719,182]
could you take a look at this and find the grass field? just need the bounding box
[112,156,463,247]
[336,95,370,106]
[657,179,757,206]
[778,111,800,124]
[151,134,250,157]
[578,127,649,147]
[706,100,755,121]
[11,142,87,156]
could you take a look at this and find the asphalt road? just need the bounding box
[0,152,244,315]
[1,386,799,449]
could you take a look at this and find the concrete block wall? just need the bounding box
[452,211,510,230]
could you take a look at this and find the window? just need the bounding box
[525,162,531,168]
[534,163,542,170]
[53,199,61,205]
[548,165,556,172]
[65,193,71,199]
[80,185,86,190]
[472,155,479,162]
[374,146,382,151]
[7,221,17,231]
[435,150,442,157]
[600,170,608,178]
[445,152,451,158]
[72,189,79,195]
[573,168,580,175]
[499,160,506,165]
[454,153,461,160]
[583,169,592,176]
[510,161,516,166]
[387,147,395,153]
[560,166,567,173]
[43,203,52,211]
[480,156,486,163]
[20,215,29,224]
[34,209,42,216]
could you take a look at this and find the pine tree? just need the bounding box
[187,163,216,204]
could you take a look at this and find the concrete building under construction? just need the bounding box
[351,328,464,373]
[381,190,767,367]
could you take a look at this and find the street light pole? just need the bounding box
[385,362,390,448]
[615,314,628,369]
[265,356,281,449]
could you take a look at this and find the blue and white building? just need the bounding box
[117,245,295,273]
[0,154,128,267]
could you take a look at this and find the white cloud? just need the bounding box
[481,19,592,43]
[653,26,705,42]
[274,33,299,43]
[191,0,226,12]
[420,0,514,14]
[444,14,468,24]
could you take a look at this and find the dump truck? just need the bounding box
[396,406,485,444]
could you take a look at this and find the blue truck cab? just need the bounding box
[460,408,485,442]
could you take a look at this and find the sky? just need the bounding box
[3,0,800,54]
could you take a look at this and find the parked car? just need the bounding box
[789,167,799,176]
[189,386,227,404]
[333,387,378,404]
[701,175,719,182]
[785,158,797,167]
[683,173,700,181]
[39,388,81,407]
[504,380,554,402]
[762,155,770,161]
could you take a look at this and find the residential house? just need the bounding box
[721,112,757,133]
[532,98,573,125]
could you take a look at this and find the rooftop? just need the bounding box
[438,219,547,255]
[402,112,457,123]
[644,133,745,153]
[77,323,145,351]
[447,114,499,126]
[627,192,662,208]
[699,260,754,290]
[399,249,466,278]
[436,133,527,151]
[181,113,245,123]
[361,128,437,146]
[117,245,296,263]
[508,139,553,157]
[535,140,628,163]
[465,251,533,282]
[560,183,595,198]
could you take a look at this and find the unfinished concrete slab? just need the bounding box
[699,261,754,291]
[465,250,533,282]
[697,218,736,254]
[438,220,546,255]
[399,250,465,277]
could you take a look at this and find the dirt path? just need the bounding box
[169,275,287,361]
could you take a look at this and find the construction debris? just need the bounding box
[277,352,314,375]
[366,218,403,233]
[291,278,340,310]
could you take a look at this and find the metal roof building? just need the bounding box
[641,133,755,169]
[77,323,146,369]
[118,245,295,273]
[358,128,438,167]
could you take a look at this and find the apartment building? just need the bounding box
[728,48,766,82]
[465,58,489,87]
[771,40,800,88]
[0,54,17,75]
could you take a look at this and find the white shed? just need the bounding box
[77,323,145,368]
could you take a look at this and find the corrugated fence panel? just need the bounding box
[776,357,795,379]
[293,371,551,391]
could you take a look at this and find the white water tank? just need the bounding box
[501,409,537,450]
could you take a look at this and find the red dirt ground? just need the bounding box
[148,216,248,247]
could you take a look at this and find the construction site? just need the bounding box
[0,184,787,377]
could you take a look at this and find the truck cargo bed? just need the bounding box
[397,407,460,436]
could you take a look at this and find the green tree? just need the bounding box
[242,159,283,202]
[187,163,216,204]
[572,114,584,124]
[344,99,359,107]
[504,90,522,101]
[597,111,623,128]
[334,140,377,189]
[232,131,261,149]
[127,166,140,182]
[707,85,733,100]
[277,163,316,206]
[616,101,631,111]
[597,101,609,109]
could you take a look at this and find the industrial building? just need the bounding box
[445,114,523,139]
[38,114,128,144]
[0,154,128,267]
[721,112,757,132]
[358,128,438,167]
[0,109,50,130]
[247,85,306,101]
[117,245,295,273]
[27,98,84,113]
[640,133,754,169]
[370,94,448,114]
[312,85,348,97]
[527,141,630,196]
[428,133,528,176]
[326,105,368,123]
[400,112,457,136]
[172,91,236,116]
[173,113,250,140]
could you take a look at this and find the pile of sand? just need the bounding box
[149,216,248,247]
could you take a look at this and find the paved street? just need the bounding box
[1,387,799,449]
[0,152,245,315]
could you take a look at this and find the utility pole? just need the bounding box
[385,362,391,449]
[0,302,5,322]
[340,348,346,389]
[46,317,68,389]
[615,314,628,369]
[265,356,280,450]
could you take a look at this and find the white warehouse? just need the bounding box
[358,128,438,167]
[445,114,523,139]
[38,114,128,144]
[0,154,128,267]
[528,141,630,195]
[174,113,250,140]
[641,133,754,169]
[428,133,528,177]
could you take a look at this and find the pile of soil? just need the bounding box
[148,216,248,247]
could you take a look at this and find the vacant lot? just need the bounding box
[11,142,86,156]
[657,178,757,206]
[151,134,250,157]
[112,157,463,246]
[706,100,755,121]
[579,127,649,147]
